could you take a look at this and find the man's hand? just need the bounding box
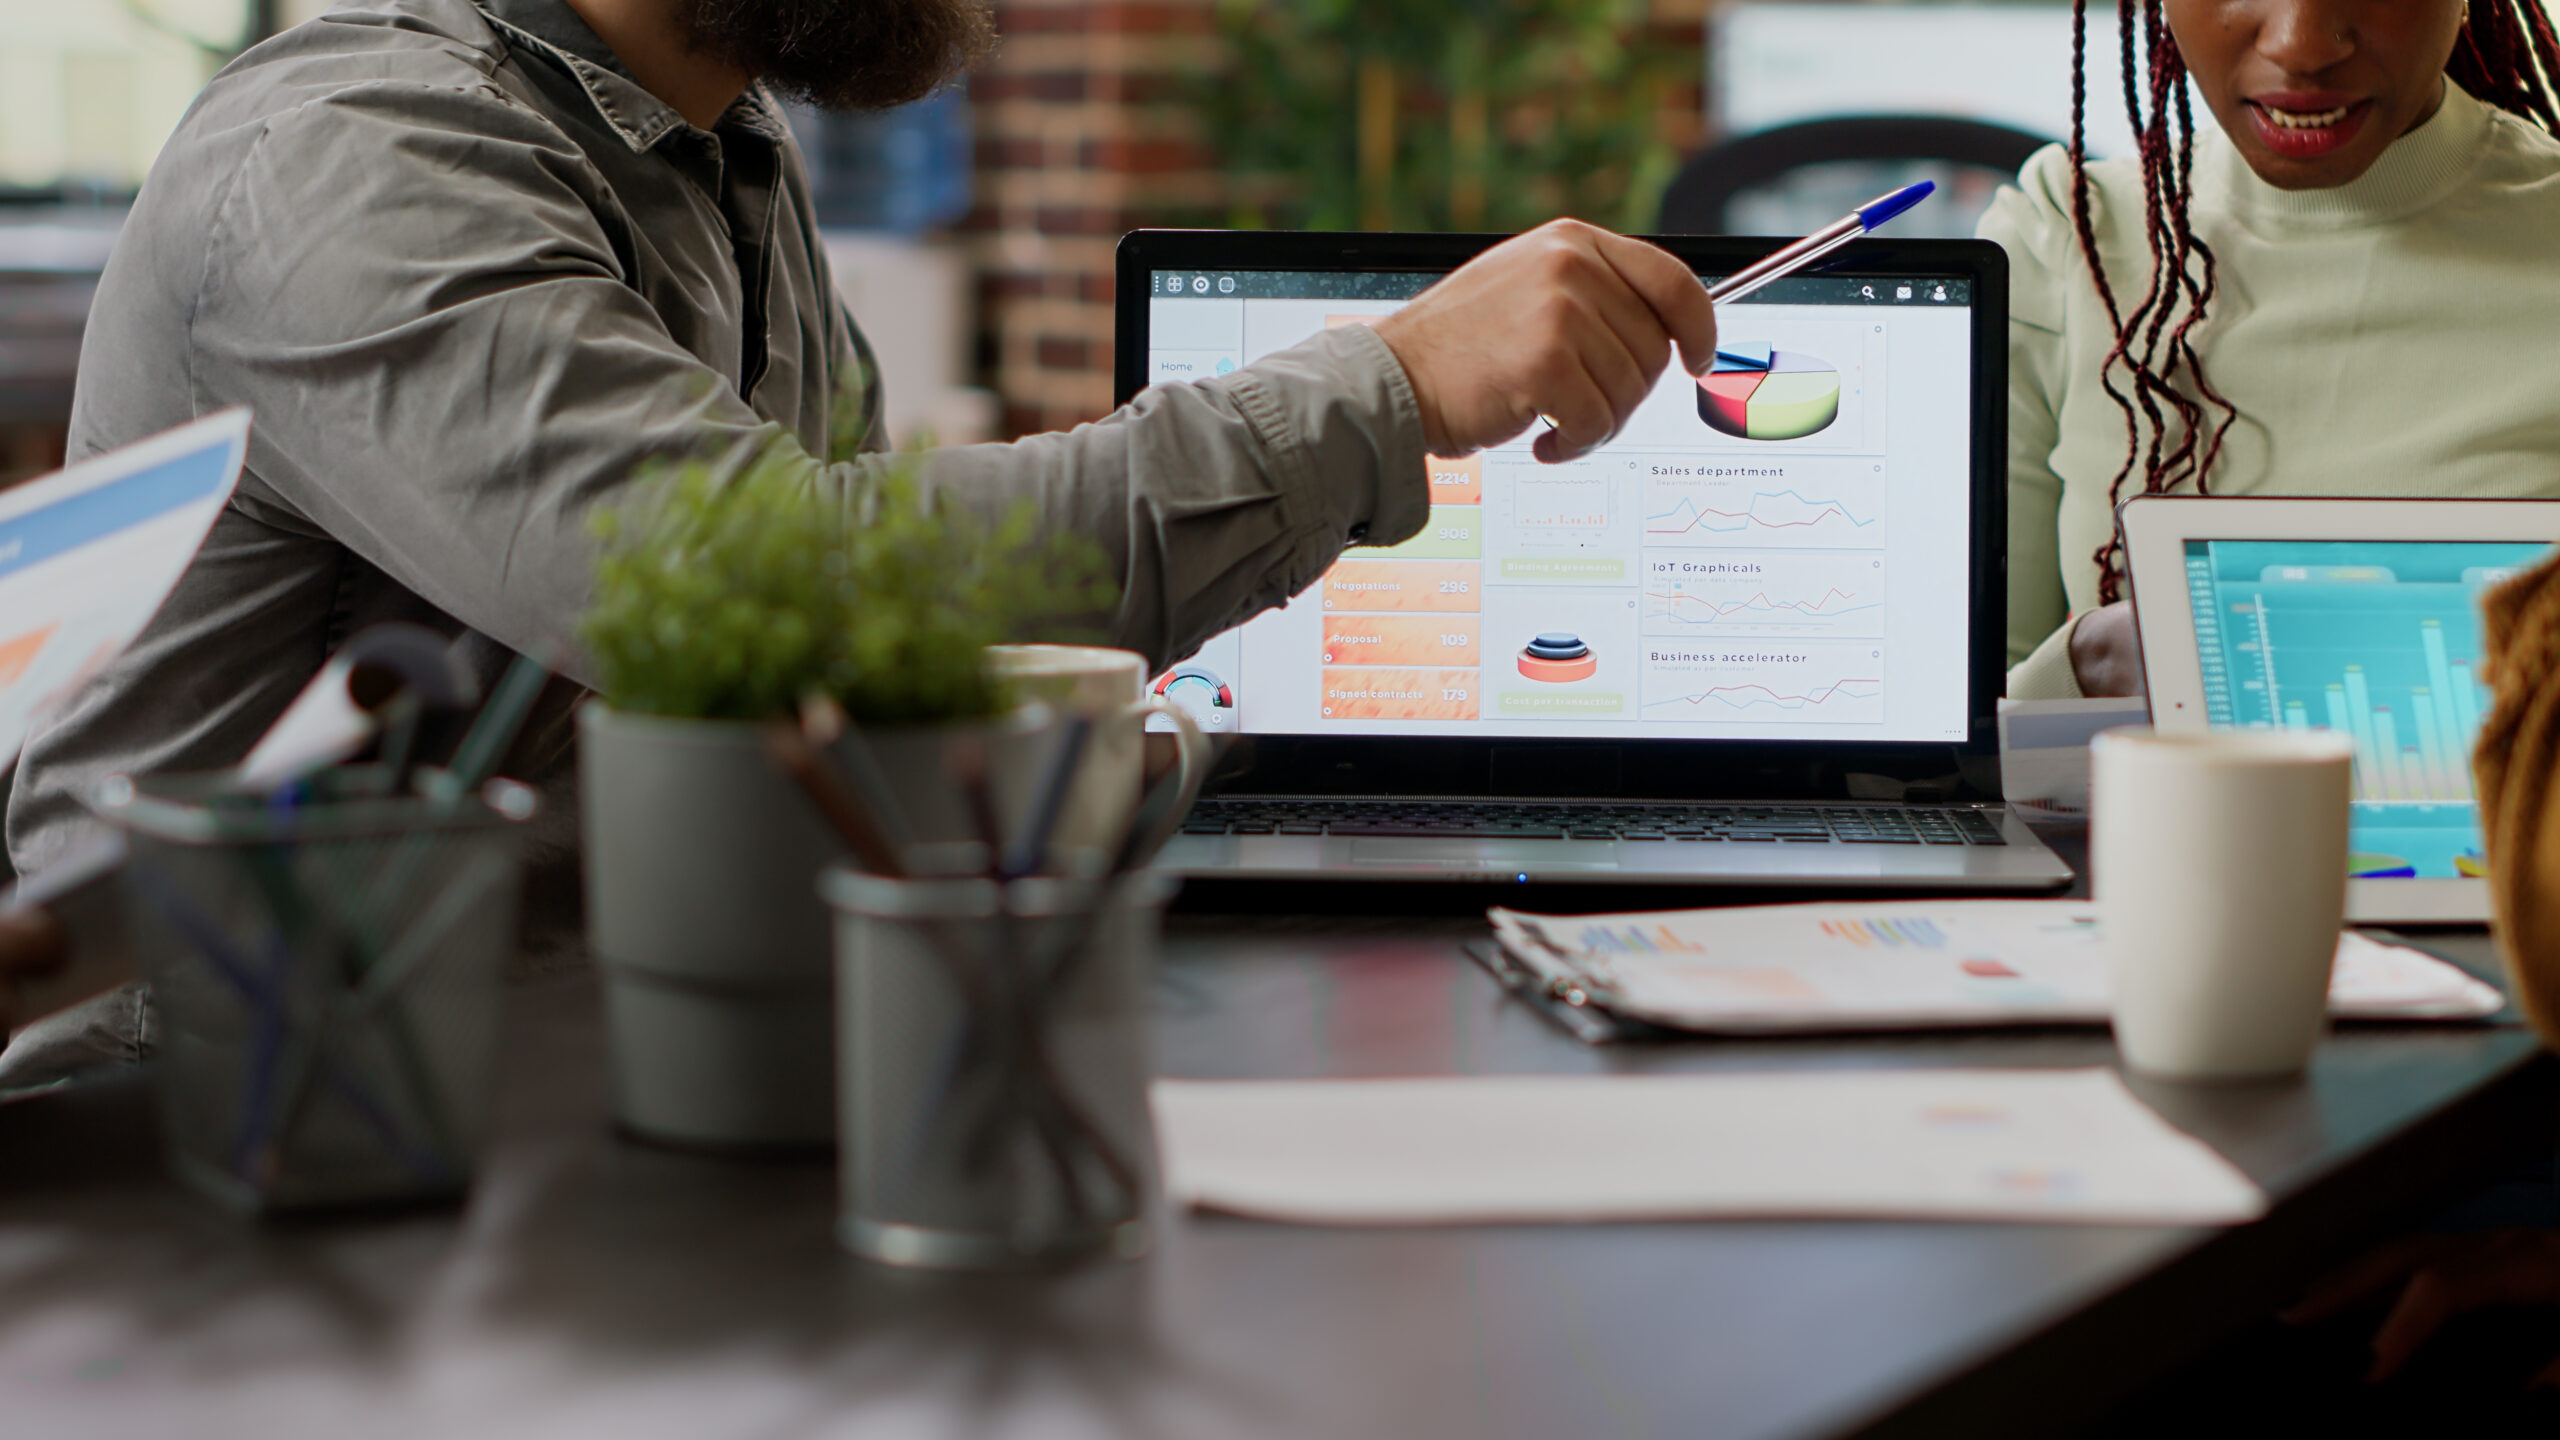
[2068,600,2147,697]
[0,906,71,1034]
[1373,220,1718,464]
[2286,1229,2560,1385]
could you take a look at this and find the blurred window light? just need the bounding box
[1708,1,2189,238]
[1,0,254,193]
[1714,2,2152,162]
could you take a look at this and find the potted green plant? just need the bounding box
[577,436,1109,1151]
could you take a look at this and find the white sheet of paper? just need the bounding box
[1487,899,2504,1033]
[0,410,247,766]
[1997,696,2149,824]
[1155,1068,2266,1226]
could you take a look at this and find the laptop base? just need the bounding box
[1160,799,2072,889]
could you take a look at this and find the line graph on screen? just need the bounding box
[1641,473,1879,549]
[1641,640,1884,723]
[1642,551,1884,637]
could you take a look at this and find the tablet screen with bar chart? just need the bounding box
[2124,495,2560,921]
[2178,538,2542,881]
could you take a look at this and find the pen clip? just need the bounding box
[1509,922,1622,1010]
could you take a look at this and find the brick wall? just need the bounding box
[960,0,1708,440]
[960,0,1223,438]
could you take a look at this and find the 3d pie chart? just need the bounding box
[1517,632,1597,682]
[1697,342,1841,441]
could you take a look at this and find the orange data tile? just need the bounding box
[1424,453,1483,506]
[1323,559,1481,613]
[1321,667,1481,721]
[1322,614,1479,667]
[0,623,54,687]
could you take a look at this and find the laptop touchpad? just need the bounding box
[1347,838,1619,871]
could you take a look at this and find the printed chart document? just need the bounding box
[1996,696,2148,826]
[0,409,247,765]
[1486,899,2505,1034]
[0,411,246,1041]
[1154,1069,2266,1226]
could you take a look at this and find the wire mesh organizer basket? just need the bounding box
[89,770,537,1214]
[822,859,1175,1270]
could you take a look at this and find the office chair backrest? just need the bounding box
[1656,116,2054,235]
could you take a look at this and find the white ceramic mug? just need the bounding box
[984,645,1210,863]
[2091,726,2356,1080]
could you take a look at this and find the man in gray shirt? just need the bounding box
[6,0,1716,876]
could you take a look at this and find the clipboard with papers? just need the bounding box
[0,410,250,1035]
[1474,898,2508,1043]
[0,409,249,767]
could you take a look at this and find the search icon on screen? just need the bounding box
[1860,284,1876,299]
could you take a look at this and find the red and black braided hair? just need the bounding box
[2070,0,2560,603]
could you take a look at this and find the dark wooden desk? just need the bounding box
[0,903,2548,1438]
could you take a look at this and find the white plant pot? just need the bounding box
[581,703,842,1150]
[859,704,1055,852]
[578,701,1057,1152]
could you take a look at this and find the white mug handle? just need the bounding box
[1129,695,1210,864]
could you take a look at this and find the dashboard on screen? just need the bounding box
[1141,267,1979,748]
[2181,538,2545,882]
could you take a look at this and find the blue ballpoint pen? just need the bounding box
[1533,180,1934,446]
[1706,179,1935,304]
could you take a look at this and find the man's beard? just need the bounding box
[679,0,996,112]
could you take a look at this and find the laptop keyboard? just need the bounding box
[1177,800,2006,845]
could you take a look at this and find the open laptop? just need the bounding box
[2124,495,2560,924]
[1118,230,2069,891]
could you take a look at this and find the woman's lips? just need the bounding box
[2246,97,2373,159]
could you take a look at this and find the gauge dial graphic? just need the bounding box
[1155,663,1236,731]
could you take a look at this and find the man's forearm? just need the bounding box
[894,323,1429,671]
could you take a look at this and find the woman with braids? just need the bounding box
[1982,0,2560,1419]
[1987,0,2560,699]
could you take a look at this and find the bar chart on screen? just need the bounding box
[2185,539,2549,878]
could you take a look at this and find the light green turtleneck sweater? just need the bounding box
[1983,80,2560,699]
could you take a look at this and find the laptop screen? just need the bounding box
[1140,266,1979,746]
[2179,537,2546,881]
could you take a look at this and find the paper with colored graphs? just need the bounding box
[1485,899,2505,1033]
[0,410,246,767]
[1154,1069,2266,1226]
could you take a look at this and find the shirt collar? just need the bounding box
[2200,77,2497,232]
[472,0,792,153]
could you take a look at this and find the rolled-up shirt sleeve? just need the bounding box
[196,82,1428,679]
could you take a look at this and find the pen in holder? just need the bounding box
[821,853,1173,1270]
[89,769,536,1214]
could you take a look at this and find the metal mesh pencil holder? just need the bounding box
[90,771,537,1214]
[822,860,1174,1270]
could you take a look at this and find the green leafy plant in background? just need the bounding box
[581,438,1115,725]
[1205,0,1687,235]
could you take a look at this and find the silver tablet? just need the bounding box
[2123,496,2560,925]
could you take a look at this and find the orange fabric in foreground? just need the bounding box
[2476,551,2560,1047]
